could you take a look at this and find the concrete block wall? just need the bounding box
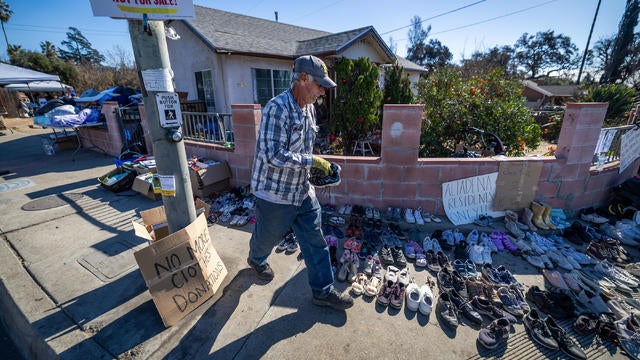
[76,101,122,157]
[171,102,640,216]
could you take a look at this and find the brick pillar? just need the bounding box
[230,104,261,185]
[381,104,423,165]
[555,103,608,165]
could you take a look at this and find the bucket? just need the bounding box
[41,137,55,156]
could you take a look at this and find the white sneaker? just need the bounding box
[418,282,434,315]
[406,280,421,312]
[422,236,433,252]
[467,229,479,245]
[431,238,443,253]
[481,245,493,264]
[468,245,485,265]
[414,208,424,225]
[405,208,416,224]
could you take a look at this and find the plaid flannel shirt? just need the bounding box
[251,89,317,206]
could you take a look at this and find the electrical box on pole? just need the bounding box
[89,0,197,233]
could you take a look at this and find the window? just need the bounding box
[195,70,216,112]
[252,68,291,106]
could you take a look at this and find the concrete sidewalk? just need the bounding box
[0,120,628,359]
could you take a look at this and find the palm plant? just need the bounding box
[0,0,12,52]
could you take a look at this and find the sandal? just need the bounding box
[365,275,381,297]
[351,273,368,295]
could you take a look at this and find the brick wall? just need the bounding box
[76,101,121,157]
[152,102,640,216]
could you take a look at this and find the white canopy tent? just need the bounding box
[4,81,68,92]
[0,63,60,85]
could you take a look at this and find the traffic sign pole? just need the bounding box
[128,19,196,233]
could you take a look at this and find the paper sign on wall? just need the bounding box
[620,129,640,174]
[442,172,504,226]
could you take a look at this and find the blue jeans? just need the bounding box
[249,195,334,297]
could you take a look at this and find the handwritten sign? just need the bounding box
[133,214,227,327]
[620,129,640,174]
[442,172,504,225]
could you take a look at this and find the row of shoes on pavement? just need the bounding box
[329,203,442,225]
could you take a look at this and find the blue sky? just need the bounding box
[2,0,632,67]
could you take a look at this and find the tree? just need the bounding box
[600,0,640,83]
[423,39,452,71]
[0,0,12,52]
[40,40,57,58]
[382,61,413,104]
[405,16,452,71]
[460,46,518,79]
[331,57,383,154]
[9,49,78,85]
[513,30,579,79]
[594,33,640,88]
[58,27,105,65]
[406,16,431,65]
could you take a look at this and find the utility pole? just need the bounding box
[577,0,602,84]
[128,19,196,233]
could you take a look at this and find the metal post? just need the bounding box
[577,0,602,84]
[128,19,196,233]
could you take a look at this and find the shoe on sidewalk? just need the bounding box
[523,309,559,350]
[312,288,354,310]
[247,257,274,281]
[478,317,511,349]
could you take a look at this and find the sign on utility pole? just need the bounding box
[89,0,197,233]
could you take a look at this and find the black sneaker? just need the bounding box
[391,246,407,268]
[379,245,394,267]
[247,258,274,281]
[545,316,587,360]
[449,289,483,325]
[523,309,559,350]
[310,163,342,188]
[312,288,354,310]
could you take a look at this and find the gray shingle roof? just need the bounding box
[188,6,331,56]
[185,5,424,71]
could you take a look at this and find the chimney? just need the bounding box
[275,11,278,22]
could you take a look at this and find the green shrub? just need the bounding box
[581,84,637,126]
[330,57,383,154]
[415,68,541,157]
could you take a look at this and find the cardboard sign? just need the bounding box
[493,161,543,211]
[89,0,195,20]
[133,212,225,327]
[442,172,504,225]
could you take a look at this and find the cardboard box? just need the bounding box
[189,161,231,198]
[133,213,227,327]
[132,173,162,201]
[139,199,211,242]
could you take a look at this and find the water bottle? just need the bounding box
[596,152,605,171]
[41,137,55,156]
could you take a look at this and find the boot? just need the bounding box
[541,205,557,230]
[522,207,537,231]
[505,210,529,230]
[530,202,550,230]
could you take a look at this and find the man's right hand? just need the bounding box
[312,156,331,176]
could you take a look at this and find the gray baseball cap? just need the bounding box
[293,55,337,88]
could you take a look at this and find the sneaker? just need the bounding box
[405,280,421,312]
[247,257,274,281]
[441,230,455,249]
[414,208,425,225]
[573,313,599,335]
[419,280,435,315]
[467,229,479,245]
[309,163,342,188]
[426,250,441,272]
[468,245,484,265]
[379,245,394,267]
[471,296,517,324]
[404,208,416,224]
[415,253,427,268]
[449,289,483,325]
[391,246,407,268]
[523,309,559,350]
[545,316,587,360]
[497,286,524,317]
[312,288,354,310]
[436,291,459,328]
[390,268,410,309]
[478,317,511,349]
[617,317,640,359]
[286,236,299,253]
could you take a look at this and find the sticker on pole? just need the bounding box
[156,93,182,128]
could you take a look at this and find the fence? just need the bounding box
[592,124,637,166]
[115,104,148,155]
[182,112,234,145]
